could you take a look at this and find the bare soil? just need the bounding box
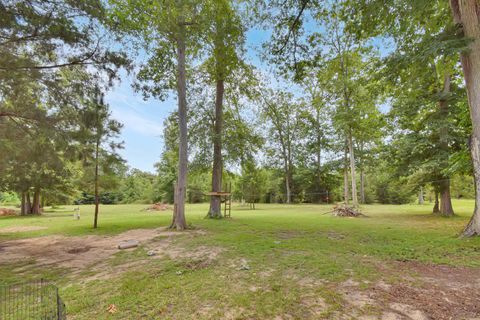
[0,227,219,279]
[0,225,47,233]
[331,261,480,319]
[370,261,480,320]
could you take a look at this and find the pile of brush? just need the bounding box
[0,208,16,216]
[143,203,170,212]
[332,205,365,217]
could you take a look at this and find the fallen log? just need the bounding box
[118,240,139,249]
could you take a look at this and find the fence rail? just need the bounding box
[0,280,66,320]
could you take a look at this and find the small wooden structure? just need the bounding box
[205,183,232,217]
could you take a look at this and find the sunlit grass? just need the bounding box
[1,200,479,319]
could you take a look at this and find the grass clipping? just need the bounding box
[332,204,365,217]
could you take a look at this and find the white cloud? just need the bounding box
[111,108,163,137]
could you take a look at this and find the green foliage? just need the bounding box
[74,192,123,205]
[0,192,19,205]
[120,169,156,204]
[371,174,415,205]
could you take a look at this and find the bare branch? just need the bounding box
[273,0,310,55]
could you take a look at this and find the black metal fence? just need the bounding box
[0,280,66,320]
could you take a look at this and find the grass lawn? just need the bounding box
[1,200,480,319]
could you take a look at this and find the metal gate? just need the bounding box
[0,280,66,320]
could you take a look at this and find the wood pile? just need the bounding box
[144,203,170,211]
[0,208,16,216]
[332,205,365,217]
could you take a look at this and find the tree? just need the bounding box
[120,169,156,204]
[109,0,211,230]
[77,90,123,228]
[343,0,476,228]
[261,89,302,204]
[449,0,480,236]
[203,1,246,218]
[297,74,333,203]
[307,8,382,208]
[0,0,128,121]
[0,69,91,214]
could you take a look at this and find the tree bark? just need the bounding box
[344,142,349,205]
[433,190,440,214]
[316,107,322,203]
[285,170,291,204]
[360,169,365,204]
[208,78,224,218]
[439,179,455,216]
[31,187,41,214]
[20,191,29,215]
[359,142,365,204]
[26,192,32,214]
[450,0,480,236]
[418,187,424,205]
[93,138,100,228]
[347,131,358,207]
[437,72,455,216]
[172,21,188,230]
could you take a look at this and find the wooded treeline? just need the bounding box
[1,0,480,235]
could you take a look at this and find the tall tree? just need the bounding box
[261,90,302,204]
[449,0,480,236]
[77,90,123,228]
[109,0,208,230]
[204,1,245,218]
[344,0,470,218]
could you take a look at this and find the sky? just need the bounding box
[105,28,271,173]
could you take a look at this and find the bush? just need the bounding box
[74,192,122,205]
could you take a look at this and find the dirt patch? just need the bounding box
[180,258,213,271]
[67,246,91,254]
[0,227,208,272]
[292,267,480,320]
[0,226,47,233]
[369,261,480,320]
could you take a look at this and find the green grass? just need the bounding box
[1,200,480,319]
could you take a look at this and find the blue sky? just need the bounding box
[105,28,270,173]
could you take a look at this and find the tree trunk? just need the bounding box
[316,108,322,203]
[285,171,291,204]
[31,188,41,214]
[359,141,365,204]
[172,21,188,230]
[93,139,100,228]
[170,181,178,228]
[26,192,32,214]
[208,78,224,219]
[439,179,454,216]
[347,131,358,207]
[450,0,480,236]
[344,143,349,205]
[436,72,454,217]
[360,170,365,204]
[20,191,28,215]
[433,190,440,214]
[418,187,424,205]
